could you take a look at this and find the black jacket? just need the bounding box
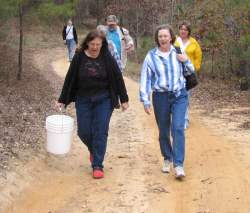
[62,25,78,44]
[58,47,129,109]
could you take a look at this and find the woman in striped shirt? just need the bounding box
[139,24,195,179]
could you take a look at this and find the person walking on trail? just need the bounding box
[62,19,78,62]
[57,30,129,179]
[96,24,123,71]
[106,15,134,72]
[174,21,202,129]
[139,24,195,179]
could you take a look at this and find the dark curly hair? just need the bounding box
[178,21,192,37]
[80,30,108,51]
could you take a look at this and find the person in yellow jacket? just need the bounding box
[174,21,202,129]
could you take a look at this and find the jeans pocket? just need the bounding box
[180,88,188,98]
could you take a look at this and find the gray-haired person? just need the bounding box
[62,19,78,62]
[97,25,123,71]
[106,15,134,71]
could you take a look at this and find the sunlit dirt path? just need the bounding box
[3,50,250,213]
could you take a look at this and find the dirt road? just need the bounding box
[3,51,250,213]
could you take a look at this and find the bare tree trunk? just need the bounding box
[133,3,139,63]
[96,0,100,25]
[229,51,234,74]
[170,0,175,24]
[211,49,215,77]
[17,2,23,80]
[135,3,139,49]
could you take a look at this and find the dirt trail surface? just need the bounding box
[3,50,250,213]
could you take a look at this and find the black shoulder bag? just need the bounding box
[175,46,198,90]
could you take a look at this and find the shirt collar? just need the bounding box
[155,45,175,56]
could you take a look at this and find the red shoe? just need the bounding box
[93,168,104,179]
[89,153,93,163]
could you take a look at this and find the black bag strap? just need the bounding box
[66,26,72,37]
[120,26,125,35]
[174,46,195,75]
[174,46,186,73]
[174,46,182,54]
[174,46,198,90]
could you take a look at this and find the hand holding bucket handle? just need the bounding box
[55,102,65,112]
[54,102,65,133]
[46,105,74,155]
[121,102,129,111]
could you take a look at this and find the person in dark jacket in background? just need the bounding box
[62,19,78,62]
[57,30,129,179]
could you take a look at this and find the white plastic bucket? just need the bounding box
[45,114,74,155]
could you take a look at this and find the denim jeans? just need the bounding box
[152,89,188,167]
[75,92,113,169]
[66,39,76,62]
[184,90,191,129]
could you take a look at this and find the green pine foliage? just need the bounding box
[0,0,19,19]
[0,0,80,22]
[36,0,79,22]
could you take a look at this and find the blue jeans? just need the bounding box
[152,89,188,167]
[184,90,191,128]
[66,39,76,62]
[75,92,113,169]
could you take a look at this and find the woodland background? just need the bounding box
[0,0,250,84]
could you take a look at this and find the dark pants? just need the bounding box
[152,89,188,167]
[75,92,113,169]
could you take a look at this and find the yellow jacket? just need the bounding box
[175,36,202,72]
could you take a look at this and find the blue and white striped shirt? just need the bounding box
[140,45,195,107]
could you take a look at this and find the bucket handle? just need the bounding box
[59,107,65,133]
[45,104,70,132]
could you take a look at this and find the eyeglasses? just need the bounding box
[180,28,188,31]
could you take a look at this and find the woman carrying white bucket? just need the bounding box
[56,30,129,179]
